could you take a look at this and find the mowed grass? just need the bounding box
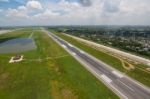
[50,30,150,87]
[0,29,118,99]
[0,28,32,43]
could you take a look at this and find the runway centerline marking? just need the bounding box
[118,80,135,92]
[110,83,128,99]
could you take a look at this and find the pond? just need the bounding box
[0,38,37,54]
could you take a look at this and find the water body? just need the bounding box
[0,38,37,54]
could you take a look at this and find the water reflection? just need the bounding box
[0,38,37,54]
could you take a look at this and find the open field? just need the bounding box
[0,30,12,35]
[50,29,150,87]
[0,28,118,99]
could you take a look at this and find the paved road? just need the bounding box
[44,29,150,99]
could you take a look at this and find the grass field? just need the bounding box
[0,28,118,99]
[50,29,150,88]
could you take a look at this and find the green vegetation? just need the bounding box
[55,26,150,59]
[50,29,150,87]
[0,29,118,99]
[0,28,32,43]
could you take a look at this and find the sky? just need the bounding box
[0,0,150,26]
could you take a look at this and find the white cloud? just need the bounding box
[18,6,27,10]
[26,0,43,10]
[6,7,28,18]
[33,9,60,19]
[102,0,121,13]
[1,0,150,26]
[6,0,43,18]
[78,0,92,7]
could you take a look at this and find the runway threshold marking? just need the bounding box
[101,74,112,83]
[112,71,124,78]
[48,32,129,99]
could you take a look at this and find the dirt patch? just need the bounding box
[146,68,150,72]
[50,80,77,99]
[123,61,135,70]
[61,88,77,99]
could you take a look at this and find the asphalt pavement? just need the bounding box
[44,29,150,99]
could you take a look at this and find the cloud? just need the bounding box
[33,9,60,19]
[26,0,43,10]
[6,0,43,18]
[79,0,92,7]
[1,0,150,26]
[102,0,121,13]
[6,7,28,18]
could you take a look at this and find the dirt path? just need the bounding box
[24,54,70,62]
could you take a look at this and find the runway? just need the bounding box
[44,29,150,99]
[64,33,150,66]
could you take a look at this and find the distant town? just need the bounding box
[51,26,150,59]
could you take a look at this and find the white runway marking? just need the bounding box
[72,52,76,56]
[80,50,85,54]
[119,80,135,92]
[62,45,67,48]
[68,43,73,47]
[112,71,124,78]
[101,74,112,83]
[110,84,128,99]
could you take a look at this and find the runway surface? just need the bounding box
[44,29,150,99]
[64,33,150,65]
